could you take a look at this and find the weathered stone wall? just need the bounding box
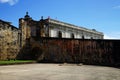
[19,12,104,46]
[0,20,19,60]
[18,37,120,66]
[47,19,104,39]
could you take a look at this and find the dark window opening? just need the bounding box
[82,35,84,39]
[36,27,40,37]
[71,33,74,39]
[58,31,62,38]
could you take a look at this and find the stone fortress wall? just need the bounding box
[0,20,19,60]
[0,12,120,67]
[19,12,104,48]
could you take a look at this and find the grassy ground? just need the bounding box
[0,60,36,65]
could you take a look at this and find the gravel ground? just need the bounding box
[0,63,120,80]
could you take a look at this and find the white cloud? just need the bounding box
[0,0,18,5]
[104,34,120,39]
[104,34,115,39]
[113,5,120,9]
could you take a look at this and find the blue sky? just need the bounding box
[0,0,120,39]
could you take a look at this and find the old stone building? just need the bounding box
[19,12,104,47]
[0,12,104,60]
[1,13,120,66]
[45,18,103,39]
[0,19,19,60]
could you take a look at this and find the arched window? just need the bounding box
[71,33,74,39]
[91,37,93,39]
[58,31,62,38]
[36,27,40,37]
[82,35,84,39]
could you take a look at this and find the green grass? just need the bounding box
[0,60,36,65]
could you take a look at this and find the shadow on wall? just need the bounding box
[16,37,73,62]
[16,38,43,60]
[16,37,120,67]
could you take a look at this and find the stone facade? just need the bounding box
[29,38,120,66]
[0,20,19,60]
[19,12,104,47]
[46,19,103,39]
[0,12,104,60]
[1,13,120,66]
